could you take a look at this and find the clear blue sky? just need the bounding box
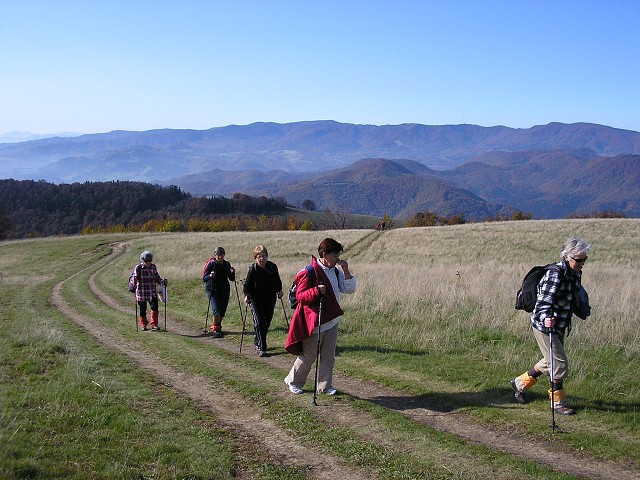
[1,0,639,135]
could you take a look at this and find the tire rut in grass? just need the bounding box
[84,242,640,480]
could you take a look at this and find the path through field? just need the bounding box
[50,241,638,480]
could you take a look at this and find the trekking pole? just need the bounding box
[203,292,211,334]
[164,285,167,331]
[280,296,290,329]
[248,301,262,352]
[239,304,248,353]
[312,295,324,406]
[549,332,557,432]
[234,280,245,332]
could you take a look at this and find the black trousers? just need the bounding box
[252,301,275,351]
[138,296,159,317]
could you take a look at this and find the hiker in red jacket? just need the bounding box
[284,238,356,395]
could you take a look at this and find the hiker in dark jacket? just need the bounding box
[202,247,236,337]
[243,245,283,357]
[131,250,167,331]
[510,236,592,415]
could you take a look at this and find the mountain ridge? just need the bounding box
[1,121,639,182]
[177,153,638,220]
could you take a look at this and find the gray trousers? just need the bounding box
[285,323,339,393]
[532,328,569,382]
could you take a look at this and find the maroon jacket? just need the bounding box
[285,256,344,355]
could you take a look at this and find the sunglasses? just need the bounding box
[571,256,588,263]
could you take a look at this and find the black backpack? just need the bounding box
[515,263,562,312]
[288,265,339,309]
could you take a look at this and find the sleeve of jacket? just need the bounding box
[535,269,562,321]
[272,263,283,292]
[243,265,254,297]
[338,270,357,294]
[227,261,236,281]
[202,260,213,284]
[285,269,320,355]
[295,269,321,306]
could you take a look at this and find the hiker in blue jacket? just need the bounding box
[202,247,236,337]
[509,236,592,415]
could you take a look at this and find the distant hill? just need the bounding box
[264,158,509,220]
[1,121,639,182]
[0,131,81,144]
[172,154,640,220]
[440,150,640,218]
[170,169,308,197]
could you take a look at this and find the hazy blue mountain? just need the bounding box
[1,121,639,182]
[0,131,81,144]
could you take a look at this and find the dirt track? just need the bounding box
[50,241,639,480]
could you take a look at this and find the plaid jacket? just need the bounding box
[132,262,162,302]
[531,259,581,335]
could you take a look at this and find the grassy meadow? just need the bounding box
[1,218,639,479]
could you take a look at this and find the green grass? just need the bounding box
[0,236,293,480]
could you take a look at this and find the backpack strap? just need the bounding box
[308,264,340,284]
[304,264,316,285]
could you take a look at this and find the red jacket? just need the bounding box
[285,256,344,355]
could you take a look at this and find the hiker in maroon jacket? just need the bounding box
[284,238,356,395]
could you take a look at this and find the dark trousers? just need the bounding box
[252,302,275,351]
[138,297,159,317]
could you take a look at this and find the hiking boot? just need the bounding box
[141,325,148,331]
[554,403,575,415]
[151,325,159,331]
[323,387,337,396]
[258,350,268,358]
[509,378,527,404]
[211,330,223,338]
[549,388,575,415]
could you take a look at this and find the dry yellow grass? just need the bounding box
[132,218,640,356]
